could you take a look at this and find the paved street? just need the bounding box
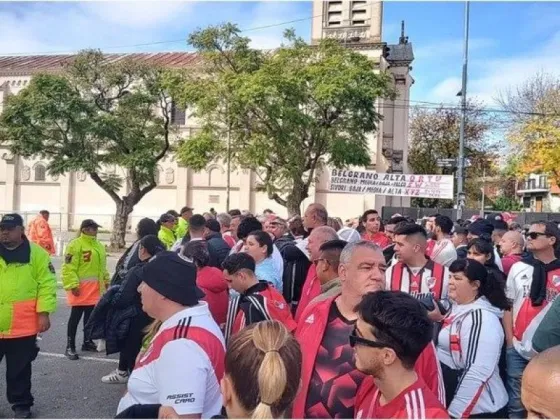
[0,256,124,419]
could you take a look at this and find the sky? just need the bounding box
[1,1,560,107]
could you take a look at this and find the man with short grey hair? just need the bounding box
[217,213,236,248]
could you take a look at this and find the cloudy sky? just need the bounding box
[1,1,559,106]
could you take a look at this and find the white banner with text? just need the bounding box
[328,170,454,199]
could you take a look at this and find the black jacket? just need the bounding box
[205,232,231,269]
[111,240,141,287]
[85,286,139,355]
[280,242,311,312]
[274,233,295,253]
[112,263,146,311]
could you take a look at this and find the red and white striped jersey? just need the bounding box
[117,303,225,418]
[506,261,560,359]
[385,259,450,300]
[355,377,448,419]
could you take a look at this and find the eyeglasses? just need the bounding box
[527,232,548,240]
[349,327,392,349]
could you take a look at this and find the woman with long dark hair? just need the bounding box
[437,258,511,418]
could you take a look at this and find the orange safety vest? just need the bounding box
[27,215,55,256]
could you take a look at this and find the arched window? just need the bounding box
[34,163,46,181]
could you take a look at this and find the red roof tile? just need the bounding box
[0,52,202,75]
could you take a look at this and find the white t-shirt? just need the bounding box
[430,238,457,267]
[117,303,225,417]
[506,261,560,359]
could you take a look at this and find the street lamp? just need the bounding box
[456,0,470,220]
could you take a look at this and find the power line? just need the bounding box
[2,1,381,56]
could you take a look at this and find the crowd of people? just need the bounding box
[2,205,560,418]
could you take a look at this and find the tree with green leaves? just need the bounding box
[168,24,394,216]
[407,102,498,208]
[0,50,173,248]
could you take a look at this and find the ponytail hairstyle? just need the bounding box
[225,320,302,419]
[449,258,512,311]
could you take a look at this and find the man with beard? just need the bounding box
[292,241,443,418]
[353,291,448,419]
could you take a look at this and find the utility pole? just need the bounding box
[457,0,470,220]
[226,122,231,212]
[480,167,486,217]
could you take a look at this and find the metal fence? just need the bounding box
[0,211,157,255]
[382,207,560,225]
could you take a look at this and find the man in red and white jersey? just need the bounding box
[431,215,457,268]
[116,252,225,419]
[353,291,447,419]
[292,241,443,419]
[504,221,560,418]
[386,223,450,301]
[294,226,338,322]
[222,252,296,342]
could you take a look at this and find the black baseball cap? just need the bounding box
[142,251,205,306]
[0,213,24,228]
[80,219,102,230]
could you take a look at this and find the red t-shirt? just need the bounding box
[356,377,449,419]
[362,232,392,249]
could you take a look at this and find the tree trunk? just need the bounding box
[110,201,134,250]
[285,178,309,217]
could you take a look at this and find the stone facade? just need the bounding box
[0,1,414,230]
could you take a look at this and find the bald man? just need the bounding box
[500,230,525,276]
[522,346,560,419]
[295,226,338,322]
[297,203,328,259]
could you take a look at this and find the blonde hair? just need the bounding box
[225,321,302,419]
[141,319,162,350]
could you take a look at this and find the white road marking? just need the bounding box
[39,351,118,363]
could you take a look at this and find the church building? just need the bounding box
[0,1,414,230]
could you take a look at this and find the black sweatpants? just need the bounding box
[118,314,150,373]
[0,336,39,410]
[67,305,94,345]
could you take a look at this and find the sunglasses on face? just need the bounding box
[349,327,392,349]
[527,232,548,240]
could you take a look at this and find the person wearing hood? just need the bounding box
[467,219,504,271]
[183,240,228,328]
[62,219,110,360]
[309,240,346,306]
[437,258,510,418]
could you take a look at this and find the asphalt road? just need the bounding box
[0,256,124,419]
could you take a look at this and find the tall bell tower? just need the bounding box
[310,1,415,211]
[311,1,383,44]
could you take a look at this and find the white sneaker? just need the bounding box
[101,369,129,384]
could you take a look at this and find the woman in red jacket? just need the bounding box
[183,240,228,328]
